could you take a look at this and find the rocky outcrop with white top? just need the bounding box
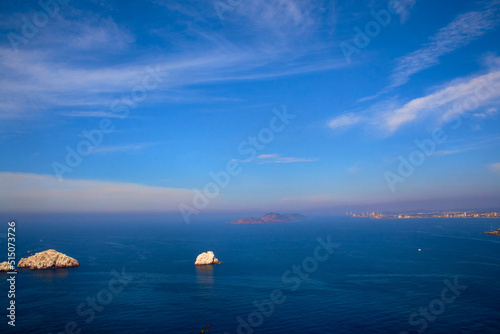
[194,251,221,265]
[17,249,79,270]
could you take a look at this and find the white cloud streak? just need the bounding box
[233,154,316,164]
[0,1,346,121]
[391,1,500,87]
[328,112,364,129]
[390,0,416,23]
[433,134,500,156]
[385,69,500,132]
[255,154,317,164]
[233,0,315,34]
[61,111,127,118]
[90,143,155,154]
[328,62,500,135]
[0,46,347,120]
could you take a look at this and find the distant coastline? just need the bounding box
[228,212,307,224]
[347,211,500,219]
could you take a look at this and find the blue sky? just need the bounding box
[1,0,500,218]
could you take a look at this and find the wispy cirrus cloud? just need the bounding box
[153,0,318,46]
[61,111,128,118]
[0,46,346,120]
[232,0,316,34]
[434,148,472,156]
[328,60,500,135]
[257,154,280,159]
[434,135,500,156]
[47,13,135,52]
[472,107,498,118]
[328,112,364,129]
[0,1,346,122]
[384,68,500,132]
[255,153,317,164]
[90,143,157,155]
[390,0,416,23]
[233,153,317,164]
[390,0,500,87]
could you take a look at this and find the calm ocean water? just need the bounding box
[1,218,500,333]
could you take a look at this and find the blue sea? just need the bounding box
[1,218,500,333]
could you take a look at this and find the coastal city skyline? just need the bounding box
[1,0,500,220]
[347,211,500,219]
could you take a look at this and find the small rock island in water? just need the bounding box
[229,212,307,224]
[194,251,222,266]
[483,228,500,237]
[0,261,13,272]
[17,249,79,270]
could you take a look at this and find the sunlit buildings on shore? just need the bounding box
[347,211,500,219]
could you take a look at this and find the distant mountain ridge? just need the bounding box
[228,212,308,224]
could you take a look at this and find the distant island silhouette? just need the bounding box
[483,228,500,237]
[228,212,308,224]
